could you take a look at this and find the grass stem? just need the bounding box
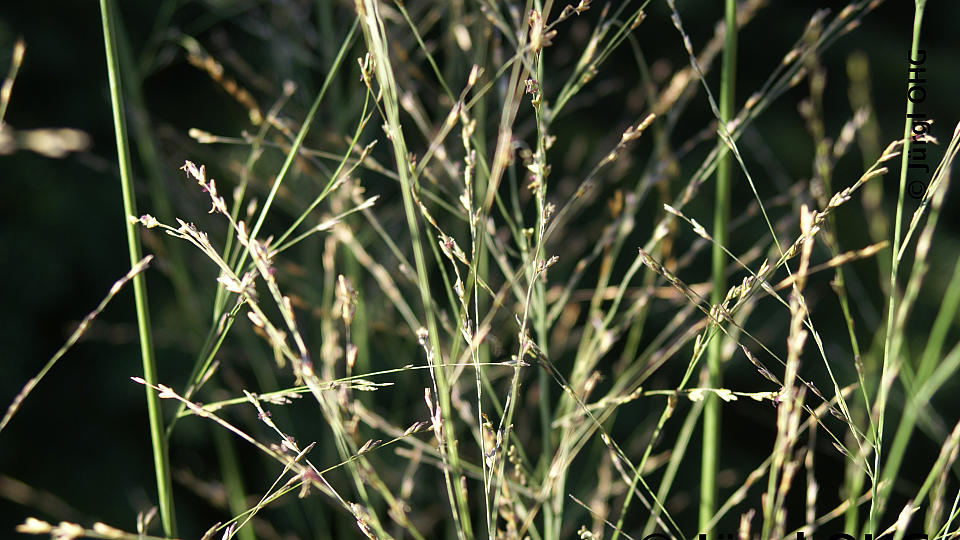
[701,0,737,532]
[870,0,926,530]
[98,0,176,535]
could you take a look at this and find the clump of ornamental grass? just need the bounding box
[6,1,960,539]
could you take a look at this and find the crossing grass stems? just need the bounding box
[7,0,960,539]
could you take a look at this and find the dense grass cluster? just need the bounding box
[3,0,960,539]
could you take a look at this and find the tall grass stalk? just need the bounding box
[355,1,473,536]
[701,0,737,531]
[98,0,176,535]
[870,0,926,532]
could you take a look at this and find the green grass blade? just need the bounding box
[98,0,176,535]
[702,0,737,531]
